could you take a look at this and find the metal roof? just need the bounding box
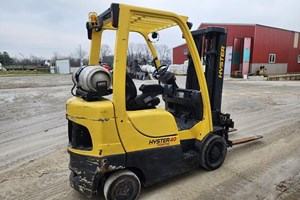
[199,23,300,33]
[129,13,178,33]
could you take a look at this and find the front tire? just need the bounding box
[103,169,141,200]
[200,134,227,170]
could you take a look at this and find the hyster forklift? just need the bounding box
[67,3,262,200]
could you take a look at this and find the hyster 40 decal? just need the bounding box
[149,137,177,146]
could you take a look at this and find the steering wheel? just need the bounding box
[152,65,169,80]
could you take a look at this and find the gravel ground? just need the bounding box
[0,74,299,200]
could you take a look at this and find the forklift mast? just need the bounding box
[186,27,229,127]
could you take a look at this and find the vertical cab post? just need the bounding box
[89,30,102,65]
[112,5,130,117]
[179,21,214,139]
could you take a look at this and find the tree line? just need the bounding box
[0,43,171,68]
[103,43,172,66]
[0,49,88,67]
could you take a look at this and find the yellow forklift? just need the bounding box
[67,3,262,200]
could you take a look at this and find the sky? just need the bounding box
[0,0,299,59]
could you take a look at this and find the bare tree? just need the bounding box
[68,47,88,66]
[68,53,79,67]
[141,44,152,61]
[73,46,87,60]
[100,44,111,61]
[29,54,43,66]
[52,51,62,60]
[155,44,171,62]
[126,43,171,66]
[127,43,152,62]
[10,53,45,66]
[127,43,136,62]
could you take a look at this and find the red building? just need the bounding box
[173,23,300,75]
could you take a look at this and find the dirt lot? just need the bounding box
[0,74,299,200]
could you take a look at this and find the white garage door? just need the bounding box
[225,46,232,75]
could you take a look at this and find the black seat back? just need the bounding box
[126,73,137,103]
[163,88,203,120]
[126,73,163,110]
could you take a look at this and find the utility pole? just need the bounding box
[79,45,83,66]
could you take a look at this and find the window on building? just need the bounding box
[269,54,276,63]
[294,33,299,48]
[183,48,188,55]
[298,55,300,64]
[229,52,232,62]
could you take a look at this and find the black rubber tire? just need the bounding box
[200,134,227,170]
[103,169,141,200]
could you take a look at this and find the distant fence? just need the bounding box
[2,66,50,73]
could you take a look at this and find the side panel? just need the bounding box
[127,109,178,137]
[252,25,293,63]
[117,115,180,152]
[56,59,70,74]
[126,144,200,186]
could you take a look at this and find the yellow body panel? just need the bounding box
[127,109,178,137]
[67,97,124,157]
[66,97,114,120]
[116,115,180,152]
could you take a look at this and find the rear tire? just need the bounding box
[200,134,227,170]
[103,169,141,200]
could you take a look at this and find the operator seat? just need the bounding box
[126,73,164,110]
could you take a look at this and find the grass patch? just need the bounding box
[0,70,50,76]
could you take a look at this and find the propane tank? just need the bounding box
[72,66,112,93]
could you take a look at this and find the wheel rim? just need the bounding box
[207,141,225,165]
[112,177,138,200]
